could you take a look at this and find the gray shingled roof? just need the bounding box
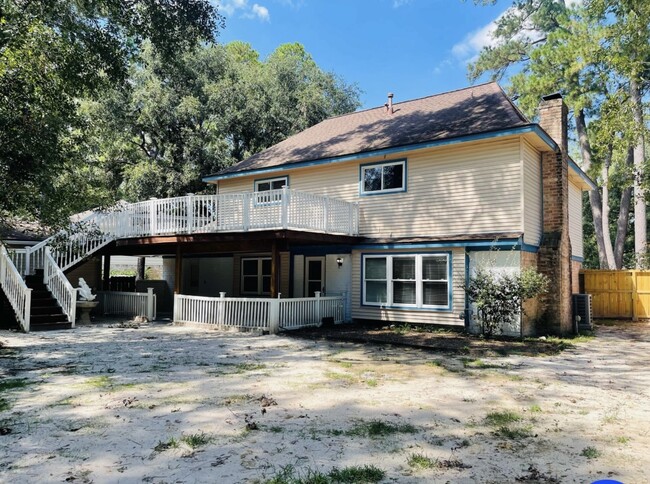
[211,82,531,178]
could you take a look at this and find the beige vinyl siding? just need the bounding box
[350,247,465,326]
[568,181,583,258]
[218,138,523,238]
[522,139,543,246]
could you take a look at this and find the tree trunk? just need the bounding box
[136,256,146,281]
[600,151,616,267]
[631,78,647,267]
[576,109,614,269]
[614,147,634,269]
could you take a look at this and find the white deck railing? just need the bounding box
[173,293,346,333]
[44,249,77,326]
[16,188,359,277]
[96,288,156,320]
[0,245,32,332]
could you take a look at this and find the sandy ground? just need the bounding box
[1,321,649,484]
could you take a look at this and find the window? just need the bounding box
[360,160,405,195]
[241,257,272,295]
[254,177,288,204]
[362,254,450,309]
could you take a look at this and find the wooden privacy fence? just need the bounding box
[581,270,650,320]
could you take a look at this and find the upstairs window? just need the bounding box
[254,176,288,204]
[360,160,406,195]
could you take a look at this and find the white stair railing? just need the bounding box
[43,248,77,326]
[0,245,31,332]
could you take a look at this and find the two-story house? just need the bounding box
[196,82,594,335]
[2,82,593,335]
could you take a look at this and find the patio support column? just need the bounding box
[271,241,279,298]
[175,245,183,294]
[102,255,111,291]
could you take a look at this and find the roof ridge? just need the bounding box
[325,81,501,121]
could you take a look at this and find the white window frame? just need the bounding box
[360,160,406,195]
[254,176,288,205]
[241,257,272,295]
[362,253,450,309]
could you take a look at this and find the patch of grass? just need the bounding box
[365,379,378,387]
[407,453,438,469]
[336,361,353,368]
[617,436,630,444]
[267,426,284,433]
[85,375,113,389]
[223,394,253,405]
[346,419,417,438]
[181,432,211,448]
[581,446,601,459]
[0,398,10,412]
[493,425,534,439]
[461,358,507,369]
[234,362,267,372]
[209,362,267,376]
[529,404,542,413]
[265,464,385,484]
[484,411,522,427]
[0,378,32,392]
[324,371,356,383]
[425,360,443,368]
[154,437,179,452]
[328,465,385,483]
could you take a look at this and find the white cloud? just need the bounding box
[451,19,499,62]
[217,0,270,21]
[251,3,270,21]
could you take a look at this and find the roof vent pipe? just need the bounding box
[387,93,394,114]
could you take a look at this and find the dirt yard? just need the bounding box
[1,321,649,483]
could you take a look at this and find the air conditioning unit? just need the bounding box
[572,294,593,332]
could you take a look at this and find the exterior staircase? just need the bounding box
[25,270,71,331]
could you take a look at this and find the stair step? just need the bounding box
[30,314,69,324]
[31,305,63,315]
[31,322,73,331]
[31,299,60,308]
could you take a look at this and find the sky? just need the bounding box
[214,0,511,109]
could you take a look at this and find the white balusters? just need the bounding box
[0,245,32,332]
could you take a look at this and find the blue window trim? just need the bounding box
[571,255,584,263]
[358,159,407,196]
[356,238,520,250]
[361,251,453,312]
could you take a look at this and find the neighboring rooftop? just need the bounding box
[0,218,48,243]
[206,82,531,180]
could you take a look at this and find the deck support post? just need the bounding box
[102,255,111,291]
[271,241,279,298]
[175,246,183,294]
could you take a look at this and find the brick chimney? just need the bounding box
[536,93,573,334]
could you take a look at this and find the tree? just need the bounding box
[85,42,361,201]
[0,0,222,227]
[469,0,649,269]
[466,266,549,337]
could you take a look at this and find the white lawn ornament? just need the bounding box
[78,278,96,301]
